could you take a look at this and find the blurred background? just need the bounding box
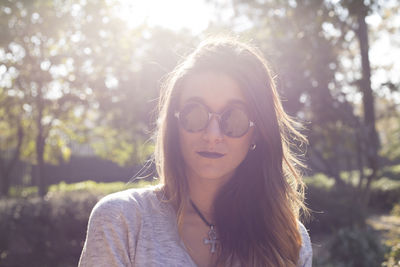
[0,0,399,266]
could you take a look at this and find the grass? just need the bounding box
[367,214,400,247]
[8,179,160,198]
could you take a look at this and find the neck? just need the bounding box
[186,171,232,217]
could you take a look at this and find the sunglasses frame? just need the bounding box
[174,102,255,138]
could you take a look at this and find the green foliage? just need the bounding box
[0,180,156,267]
[227,0,400,212]
[391,203,400,217]
[0,193,96,266]
[306,172,400,266]
[383,242,400,267]
[369,178,400,212]
[8,179,159,198]
[305,174,368,234]
[378,113,400,162]
[305,171,400,234]
[48,180,159,195]
[0,0,196,196]
[328,226,385,267]
[380,164,400,181]
[304,173,335,190]
[306,183,367,235]
[91,127,135,166]
[8,185,38,198]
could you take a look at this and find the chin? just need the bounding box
[195,168,235,181]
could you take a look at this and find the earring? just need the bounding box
[250,143,256,150]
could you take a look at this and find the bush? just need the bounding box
[369,178,400,212]
[380,164,400,181]
[305,174,400,234]
[392,203,400,217]
[383,241,400,267]
[0,180,156,267]
[328,226,385,267]
[0,194,97,267]
[304,173,335,190]
[305,183,367,235]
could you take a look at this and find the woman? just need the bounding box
[79,37,312,267]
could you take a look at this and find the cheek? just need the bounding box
[230,132,254,162]
[231,139,252,161]
[178,129,195,159]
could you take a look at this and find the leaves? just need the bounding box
[0,0,197,195]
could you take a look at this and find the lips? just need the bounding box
[197,151,225,158]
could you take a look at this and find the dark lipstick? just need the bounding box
[197,151,224,158]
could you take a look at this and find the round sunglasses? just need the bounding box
[174,102,255,138]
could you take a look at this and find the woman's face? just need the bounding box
[178,71,255,184]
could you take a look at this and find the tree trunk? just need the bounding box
[0,165,12,197]
[0,122,24,197]
[36,89,47,198]
[37,131,46,197]
[355,9,379,205]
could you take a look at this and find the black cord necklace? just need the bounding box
[189,199,218,253]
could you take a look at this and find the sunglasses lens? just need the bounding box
[179,103,209,132]
[220,108,250,137]
[178,103,252,137]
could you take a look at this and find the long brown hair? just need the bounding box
[155,37,308,266]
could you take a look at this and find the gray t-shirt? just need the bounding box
[79,187,312,267]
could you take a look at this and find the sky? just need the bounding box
[368,11,400,102]
[116,0,229,34]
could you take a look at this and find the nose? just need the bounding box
[202,115,224,142]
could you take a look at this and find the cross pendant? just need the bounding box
[204,225,218,253]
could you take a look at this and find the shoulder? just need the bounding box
[297,221,312,267]
[88,185,161,226]
[79,185,166,267]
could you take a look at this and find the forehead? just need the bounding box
[179,72,247,111]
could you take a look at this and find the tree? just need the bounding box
[220,0,390,206]
[342,0,380,203]
[220,0,357,184]
[0,91,24,197]
[0,0,197,196]
[0,1,91,196]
